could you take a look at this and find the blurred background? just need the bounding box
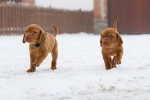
[0,0,150,35]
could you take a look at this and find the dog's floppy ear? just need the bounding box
[38,28,46,43]
[117,33,123,46]
[22,34,26,43]
[100,34,102,47]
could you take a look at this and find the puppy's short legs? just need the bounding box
[51,43,58,70]
[112,56,116,68]
[113,56,121,64]
[32,52,48,67]
[113,50,123,65]
[102,53,112,70]
[26,52,36,72]
[108,56,113,69]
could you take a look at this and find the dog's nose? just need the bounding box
[103,40,108,43]
[26,36,29,40]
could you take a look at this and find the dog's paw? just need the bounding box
[112,62,116,68]
[113,58,121,65]
[112,65,116,68]
[114,60,121,64]
[26,68,36,73]
[51,67,57,70]
[106,68,111,70]
[32,62,40,67]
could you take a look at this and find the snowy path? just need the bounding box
[0,33,150,100]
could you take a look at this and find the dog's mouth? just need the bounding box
[102,43,111,47]
[102,42,118,48]
[24,36,32,43]
[102,41,111,47]
[25,37,38,44]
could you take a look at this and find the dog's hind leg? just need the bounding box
[51,41,58,70]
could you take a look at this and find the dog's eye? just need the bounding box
[101,35,104,38]
[33,31,37,34]
[110,35,114,38]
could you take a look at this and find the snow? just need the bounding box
[0,33,150,100]
[35,0,93,11]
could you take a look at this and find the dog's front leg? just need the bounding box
[32,52,48,67]
[26,52,36,72]
[113,50,123,65]
[102,53,112,70]
[112,56,116,68]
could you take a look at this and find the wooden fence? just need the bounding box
[0,2,93,35]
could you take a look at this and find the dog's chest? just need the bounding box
[106,49,117,56]
[31,50,42,57]
[103,48,117,56]
[110,51,116,56]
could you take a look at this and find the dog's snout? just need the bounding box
[103,39,108,43]
[25,36,29,40]
[25,36,31,42]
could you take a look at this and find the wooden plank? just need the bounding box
[108,0,150,34]
[0,2,93,35]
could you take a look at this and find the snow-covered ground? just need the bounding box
[0,33,150,100]
[35,0,93,11]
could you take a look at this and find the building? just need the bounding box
[108,0,150,34]
[94,0,108,34]
[94,0,150,34]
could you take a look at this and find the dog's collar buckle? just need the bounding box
[45,32,47,35]
[31,42,44,48]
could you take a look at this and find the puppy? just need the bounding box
[100,14,123,70]
[22,24,58,72]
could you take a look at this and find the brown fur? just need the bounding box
[22,24,58,72]
[100,14,123,70]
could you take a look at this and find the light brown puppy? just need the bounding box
[22,24,58,72]
[100,14,123,70]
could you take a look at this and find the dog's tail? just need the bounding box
[113,14,118,30]
[52,24,58,37]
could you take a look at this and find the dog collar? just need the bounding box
[31,32,47,48]
[31,42,44,48]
